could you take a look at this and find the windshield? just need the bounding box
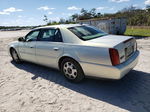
[68,25,108,40]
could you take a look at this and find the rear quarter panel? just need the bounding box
[63,44,112,66]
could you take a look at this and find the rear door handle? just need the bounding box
[53,47,59,51]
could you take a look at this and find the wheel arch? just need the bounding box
[58,55,81,70]
[9,46,21,59]
[9,47,15,55]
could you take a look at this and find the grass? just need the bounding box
[124,28,150,37]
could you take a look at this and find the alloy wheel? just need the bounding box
[63,62,78,79]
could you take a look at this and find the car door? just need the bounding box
[18,30,40,63]
[36,28,64,68]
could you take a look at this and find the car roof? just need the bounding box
[34,24,83,30]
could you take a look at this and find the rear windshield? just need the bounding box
[68,25,108,40]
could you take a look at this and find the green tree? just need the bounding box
[71,13,79,21]
[59,18,66,24]
[89,8,96,17]
[43,15,48,23]
[146,5,150,12]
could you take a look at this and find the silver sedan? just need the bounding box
[8,24,139,82]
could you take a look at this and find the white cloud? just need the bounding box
[37,6,55,11]
[0,11,10,15]
[133,4,138,7]
[1,22,10,25]
[62,13,73,16]
[48,12,53,15]
[49,17,60,22]
[145,0,150,5]
[4,7,23,12]
[67,6,81,10]
[110,0,130,3]
[142,7,146,10]
[0,18,43,26]
[18,15,22,18]
[110,7,115,10]
[96,7,114,11]
[0,7,23,15]
[97,7,108,10]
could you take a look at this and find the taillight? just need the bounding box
[109,48,120,66]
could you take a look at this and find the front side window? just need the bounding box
[39,29,63,42]
[68,25,108,40]
[25,30,40,41]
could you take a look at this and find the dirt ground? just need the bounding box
[0,31,150,112]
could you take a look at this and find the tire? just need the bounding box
[60,58,85,82]
[10,48,22,63]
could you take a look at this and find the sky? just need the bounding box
[0,0,149,26]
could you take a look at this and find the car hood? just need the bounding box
[86,35,133,47]
[9,41,18,45]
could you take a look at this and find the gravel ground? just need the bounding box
[0,31,150,112]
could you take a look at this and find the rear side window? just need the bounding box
[39,29,63,42]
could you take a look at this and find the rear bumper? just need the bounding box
[80,50,139,79]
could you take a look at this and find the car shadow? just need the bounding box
[11,61,150,112]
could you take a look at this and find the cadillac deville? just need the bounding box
[8,24,139,82]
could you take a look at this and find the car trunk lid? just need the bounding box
[87,35,137,64]
[87,35,132,47]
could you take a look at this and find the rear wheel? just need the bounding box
[61,58,84,82]
[10,48,21,63]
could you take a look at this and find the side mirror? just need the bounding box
[18,37,25,42]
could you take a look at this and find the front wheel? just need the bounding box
[10,48,21,63]
[61,58,85,82]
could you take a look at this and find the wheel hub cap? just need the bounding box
[67,68,72,74]
[63,62,77,79]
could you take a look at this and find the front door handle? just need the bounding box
[53,47,59,51]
